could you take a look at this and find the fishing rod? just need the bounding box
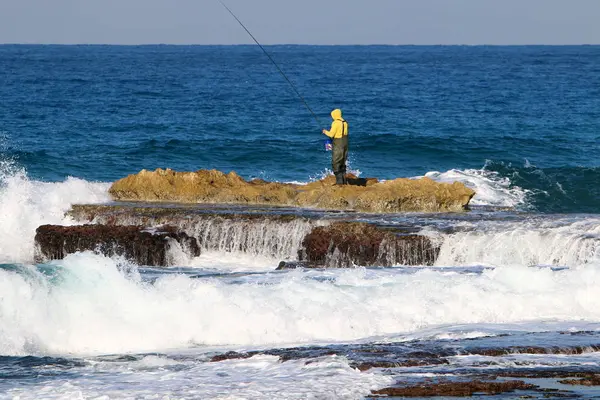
[218,0,323,130]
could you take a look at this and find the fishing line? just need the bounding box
[218,0,323,129]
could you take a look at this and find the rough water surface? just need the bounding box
[1,45,600,399]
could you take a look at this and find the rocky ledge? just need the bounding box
[108,168,475,213]
[39,204,441,268]
[296,222,438,268]
[207,342,600,398]
[35,224,200,266]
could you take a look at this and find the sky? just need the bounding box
[0,0,598,45]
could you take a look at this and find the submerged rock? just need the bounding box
[108,168,474,213]
[371,380,537,397]
[276,261,311,270]
[34,224,200,266]
[557,375,600,386]
[299,222,439,267]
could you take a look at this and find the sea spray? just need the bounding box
[434,217,600,267]
[188,217,316,260]
[0,162,110,263]
[5,354,393,400]
[424,167,529,208]
[85,211,320,263]
[2,252,600,356]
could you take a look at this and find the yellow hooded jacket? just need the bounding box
[324,109,348,139]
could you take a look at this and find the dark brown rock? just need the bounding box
[210,351,258,362]
[34,224,200,266]
[466,344,600,357]
[353,358,449,372]
[495,370,600,379]
[371,380,537,397]
[276,261,310,270]
[558,375,600,386]
[299,222,440,267]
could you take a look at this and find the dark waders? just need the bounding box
[332,135,348,185]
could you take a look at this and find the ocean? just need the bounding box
[1,45,600,399]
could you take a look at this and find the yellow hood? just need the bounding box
[324,109,347,139]
[331,109,343,120]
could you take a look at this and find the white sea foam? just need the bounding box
[186,250,281,272]
[0,163,110,263]
[424,168,529,208]
[2,253,600,357]
[88,204,318,266]
[187,217,315,262]
[4,354,392,400]
[451,352,600,370]
[434,217,600,268]
[391,321,600,344]
[305,163,362,184]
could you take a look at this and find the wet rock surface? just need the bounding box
[558,375,600,386]
[467,344,600,357]
[64,204,440,268]
[276,261,310,270]
[108,168,475,212]
[209,351,257,363]
[67,204,306,225]
[206,337,600,398]
[34,224,200,266]
[299,222,439,267]
[66,204,316,265]
[370,379,537,397]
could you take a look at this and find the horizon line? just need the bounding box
[1,43,599,47]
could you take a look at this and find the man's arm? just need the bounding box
[322,121,339,138]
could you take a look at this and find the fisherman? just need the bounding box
[322,109,349,185]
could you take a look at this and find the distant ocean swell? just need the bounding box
[427,160,600,213]
[484,160,600,213]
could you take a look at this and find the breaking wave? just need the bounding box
[0,159,110,263]
[2,253,600,356]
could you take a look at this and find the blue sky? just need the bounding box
[1,0,598,45]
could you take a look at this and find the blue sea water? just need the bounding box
[1,45,600,212]
[3,45,600,399]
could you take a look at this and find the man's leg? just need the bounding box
[340,136,349,184]
[332,138,345,185]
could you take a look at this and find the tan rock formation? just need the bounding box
[108,168,475,213]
